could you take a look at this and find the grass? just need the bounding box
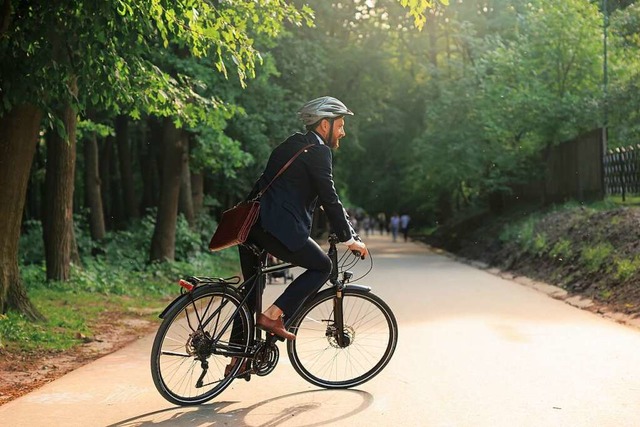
[0,248,239,352]
[608,195,640,206]
[0,290,122,351]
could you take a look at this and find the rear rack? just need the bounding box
[178,275,242,293]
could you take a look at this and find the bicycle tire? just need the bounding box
[287,287,398,389]
[150,284,253,405]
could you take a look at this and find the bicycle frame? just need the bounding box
[150,233,395,404]
[158,234,369,358]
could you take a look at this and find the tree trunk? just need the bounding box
[99,134,113,228]
[427,14,438,68]
[25,141,44,222]
[84,132,106,240]
[179,133,195,227]
[109,134,124,228]
[0,0,11,37]
[115,114,138,221]
[43,80,78,281]
[140,117,161,214]
[149,118,186,262]
[191,171,204,217]
[0,104,45,320]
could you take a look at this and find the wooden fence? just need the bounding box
[544,128,604,203]
[506,129,605,206]
[604,145,640,197]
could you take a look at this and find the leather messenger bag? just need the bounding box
[208,143,314,251]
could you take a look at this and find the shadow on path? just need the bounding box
[108,389,373,427]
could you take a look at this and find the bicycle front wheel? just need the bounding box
[287,287,398,389]
[150,285,253,405]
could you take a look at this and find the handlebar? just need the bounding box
[256,233,370,285]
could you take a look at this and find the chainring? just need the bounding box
[252,342,279,376]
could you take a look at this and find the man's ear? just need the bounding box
[314,118,328,135]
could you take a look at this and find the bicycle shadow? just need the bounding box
[107,389,373,427]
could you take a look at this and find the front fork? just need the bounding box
[333,288,347,347]
[328,243,353,348]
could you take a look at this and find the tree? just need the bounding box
[43,79,79,281]
[608,3,640,146]
[83,132,107,241]
[0,105,45,320]
[0,0,310,313]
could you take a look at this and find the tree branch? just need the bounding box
[1,0,12,37]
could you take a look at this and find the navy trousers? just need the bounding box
[239,225,332,319]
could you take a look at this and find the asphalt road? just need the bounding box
[2,234,640,426]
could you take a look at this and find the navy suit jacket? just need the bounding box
[250,131,353,251]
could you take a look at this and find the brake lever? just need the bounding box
[351,250,365,260]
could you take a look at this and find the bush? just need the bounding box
[613,257,640,282]
[19,220,44,265]
[18,212,234,298]
[580,243,614,274]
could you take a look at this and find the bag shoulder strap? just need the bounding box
[256,143,315,198]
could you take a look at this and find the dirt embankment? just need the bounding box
[421,205,640,317]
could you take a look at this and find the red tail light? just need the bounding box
[178,279,194,292]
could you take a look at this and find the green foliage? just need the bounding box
[608,3,640,147]
[499,214,539,244]
[599,288,613,301]
[19,212,232,293]
[399,0,449,29]
[580,243,614,273]
[613,256,640,282]
[1,0,311,126]
[76,120,114,140]
[531,232,548,256]
[18,220,45,265]
[9,212,239,350]
[550,239,574,261]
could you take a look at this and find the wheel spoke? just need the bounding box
[288,289,397,389]
[151,285,253,405]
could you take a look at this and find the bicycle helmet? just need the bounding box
[298,96,354,126]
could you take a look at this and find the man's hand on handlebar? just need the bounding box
[348,241,368,259]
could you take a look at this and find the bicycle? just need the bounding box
[150,234,398,406]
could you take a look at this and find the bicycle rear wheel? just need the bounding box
[150,285,253,405]
[287,287,398,389]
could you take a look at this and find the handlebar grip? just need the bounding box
[351,250,365,260]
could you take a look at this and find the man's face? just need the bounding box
[327,117,346,149]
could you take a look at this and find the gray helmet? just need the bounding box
[298,96,354,126]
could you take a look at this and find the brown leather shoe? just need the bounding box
[256,313,296,340]
[225,357,251,381]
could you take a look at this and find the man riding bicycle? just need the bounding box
[237,96,368,342]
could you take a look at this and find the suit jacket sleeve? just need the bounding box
[307,144,353,243]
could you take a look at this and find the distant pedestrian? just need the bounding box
[369,217,377,236]
[377,212,386,235]
[389,213,400,242]
[362,215,372,237]
[400,213,411,242]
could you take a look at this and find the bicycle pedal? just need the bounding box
[237,370,252,382]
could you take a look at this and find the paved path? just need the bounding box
[2,234,640,426]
